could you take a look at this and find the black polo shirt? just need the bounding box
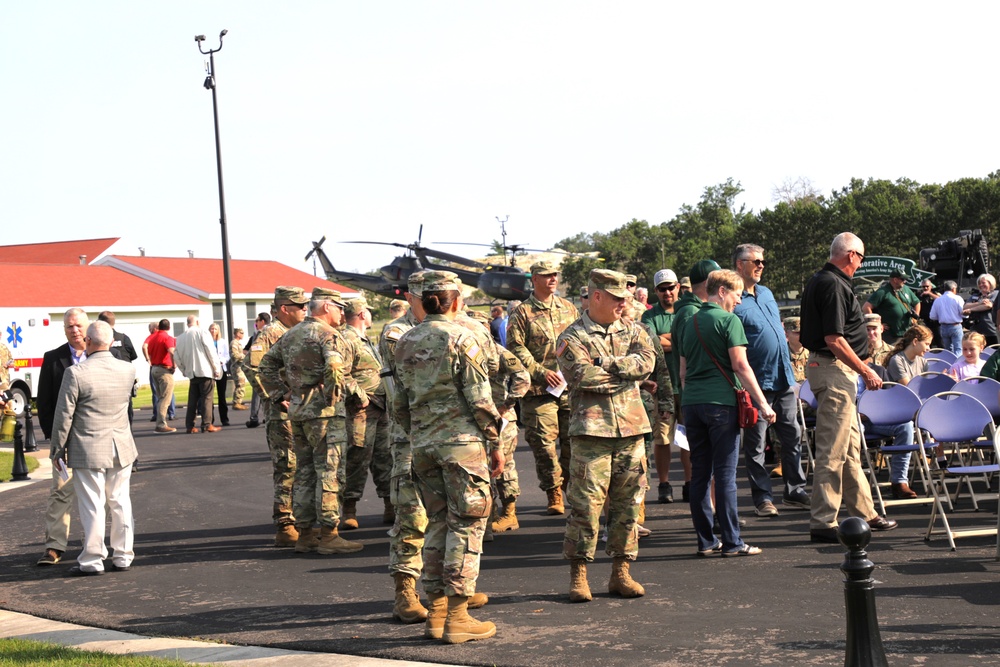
[800,262,868,359]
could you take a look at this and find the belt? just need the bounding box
[940,322,962,326]
[154,364,175,370]
[811,350,836,359]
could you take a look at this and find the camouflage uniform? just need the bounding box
[638,320,674,482]
[506,283,579,492]
[259,298,365,531]
[789,345,810,383]
[871,340,893,367]
[230,336,247,406]
[557,303,656,563]
[0,342,12,391]
[393,278,501,598]
[342,302,392,503]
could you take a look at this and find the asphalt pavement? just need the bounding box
[2,412,1000,667]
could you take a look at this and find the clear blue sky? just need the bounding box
[3,2,998,277]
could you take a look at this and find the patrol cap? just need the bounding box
[689,260,722,285]
[343,297,369,316]
[530,260,558,276]
[864,313,884,328]
[889,268,908,279]
[654,269,678,287]
[580,285,590,298]
[390,298,409,310]
[625,274,637,286]
[274,286,309,306]
[783,316,801,332]
[422,270,462,292]
[310,286,346,308]
[588,268,630,299]
[679,276,692,288]
[407,271,427,297]
[466,309,491,324]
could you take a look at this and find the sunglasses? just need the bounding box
[656,284,677,292]
[741,258,767,267]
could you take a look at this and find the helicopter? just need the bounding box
[305,236,415,298]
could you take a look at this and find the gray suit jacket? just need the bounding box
[50,350,138,469]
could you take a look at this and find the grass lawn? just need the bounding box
[0,451,40,482]
[132,382,256,411]
[0,638,189,665]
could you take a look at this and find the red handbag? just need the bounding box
[693,315,759,428]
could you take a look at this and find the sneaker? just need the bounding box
[599,526,608,543]
[755,501,779,517]
[37,549,63,566]
[782,490,811,510]
[657,482,674,504]
[722,544,762,557]
[246,419,260,428]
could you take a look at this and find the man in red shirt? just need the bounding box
[147,319,177,433]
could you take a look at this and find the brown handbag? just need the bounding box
[693,315,758,428]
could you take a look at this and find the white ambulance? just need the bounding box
[1,310,65,416]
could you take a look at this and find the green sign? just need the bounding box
[855,256,935,288]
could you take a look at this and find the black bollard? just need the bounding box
[23,407,38,453]
[10,423,30,481]
[839,517,888,667]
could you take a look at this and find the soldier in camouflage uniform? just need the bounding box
[341,297,393,529]
[556,269,656,603]
[243,286,308,547]
[393,271,504,644]
[259,287,365,556]
[506,260,579,514]
[865,313,893,366]
[784,317,809,383]
[229,328,248,409]
[0,342,13,392]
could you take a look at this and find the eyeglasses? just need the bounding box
[850,250,866,263]
[656,284,677,292]
[83,336,91,343]
[740,258,767,267]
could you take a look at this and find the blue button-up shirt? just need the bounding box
[733,283,795,392]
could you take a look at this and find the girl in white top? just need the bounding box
[948,331,987,382]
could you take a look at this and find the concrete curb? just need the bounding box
[0,610,455,667]
[0,447,50,495]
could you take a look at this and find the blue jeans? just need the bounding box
[741,385,807,505]
[683,403,744,553]
[939,323,963,356]
[865,421,914,483]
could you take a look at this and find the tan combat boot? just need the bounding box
[294,526,319,553]
[468,591,488,609]
[569,559,592,602]
[546,487,565,515]
[491,499,519,532]
[392,573,428,623]
[341,499,359,530]
[316,526,364,554]
[383,497,395,525]
[424,591,448,640]
[608,557,645,598]
[274,524,299,547]
[441,595,497,644]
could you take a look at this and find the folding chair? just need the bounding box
[795,380,817,478]
[856,382,930,516]
[948,377,1000,500]
[907,371,957,402]
[981,347,997,361]
[925,358,951,372]
[916,392,1000,557]
[926,349,959,364]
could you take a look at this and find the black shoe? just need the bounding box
[37,549,64,566]
[658,482,674,504]
[810,528,840,543]
[148,416,156,422]
[221,422,230,427]
[868,516,898,532]
[782,489,811,510]
[682,481,690,502]
[109,562,131,572]
[246,420,260,428]
[68,566,104,577]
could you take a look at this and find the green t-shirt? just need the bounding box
[679,302,748,407]
[866,283,919,338]
[641,302,676,389]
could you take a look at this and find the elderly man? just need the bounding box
[732,244,809,517]
[49,320,138,576]
[929,280,965,355]
[506,261,579,514]
[35,308,90,566]
[800,232,897,543]
[558,269,656,601]
[174,315,223,434]
[863,268,919,344]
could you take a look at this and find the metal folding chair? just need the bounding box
[925,358,951,372]
[795,380,816,478]
[926,349,959,364]
[907,371,957,402]
[948,378,1000,501]
[915,391,1000,557]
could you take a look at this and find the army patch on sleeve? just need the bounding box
[250,344,263,352]
[555,339,568,357]
[465,343,484,366]
[386,328,401,341]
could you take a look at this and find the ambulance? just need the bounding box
[1,310,65,416]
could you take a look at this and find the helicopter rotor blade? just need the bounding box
[304,235,327,261]
[418,247,491,269]
[341,241,412,249]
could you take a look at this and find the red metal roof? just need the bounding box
[0,264,201,308]
[103,256,352,297]
[0,238,120,265]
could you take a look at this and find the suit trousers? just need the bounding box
[44,465,74,552]
[74,463,134,572]
[186,377,215,430]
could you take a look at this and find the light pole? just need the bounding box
[195,30,235,341]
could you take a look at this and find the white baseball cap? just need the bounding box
[654,269,678,287]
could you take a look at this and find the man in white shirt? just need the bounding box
[174,315,222,434]
[928,280,964,355]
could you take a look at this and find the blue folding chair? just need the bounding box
[856,382,929,516]
[794,381,816,477]
[907,371,957,402]
[915,392,1000,557]
[926,349,959,364]
[925,358,951,372]
[981,347,997,361]
[949,377,1000,500]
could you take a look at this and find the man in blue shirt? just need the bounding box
[732,244,810,516]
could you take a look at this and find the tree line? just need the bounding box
[555,173,1000,298]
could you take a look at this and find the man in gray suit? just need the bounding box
[50,320,139,576]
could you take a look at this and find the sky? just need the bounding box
[2,2,998,279]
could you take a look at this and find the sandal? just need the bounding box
[696,541,723,557]
[722,544,762,558]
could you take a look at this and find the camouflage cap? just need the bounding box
[589,268,630,299]
[625,274,637,285]
[343,297,369,316]
[274,286,309,306]
[679,276,692,288]
[407,270,427,297]
[864,313,884,328]
[689,259,722,285]
[310,286,346,308]
[530,260,558,276]
[422,270,462,292]
[466,309,491,324]
[783,316,801,332]
[389,298,409,310]
[580,285,590,298]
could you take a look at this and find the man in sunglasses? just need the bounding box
[732,244,810,518]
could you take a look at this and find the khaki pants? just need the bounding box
[44,465,74,551]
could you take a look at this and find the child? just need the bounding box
[948,331,987,382]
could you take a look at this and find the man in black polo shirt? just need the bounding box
[799,232,897,543]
